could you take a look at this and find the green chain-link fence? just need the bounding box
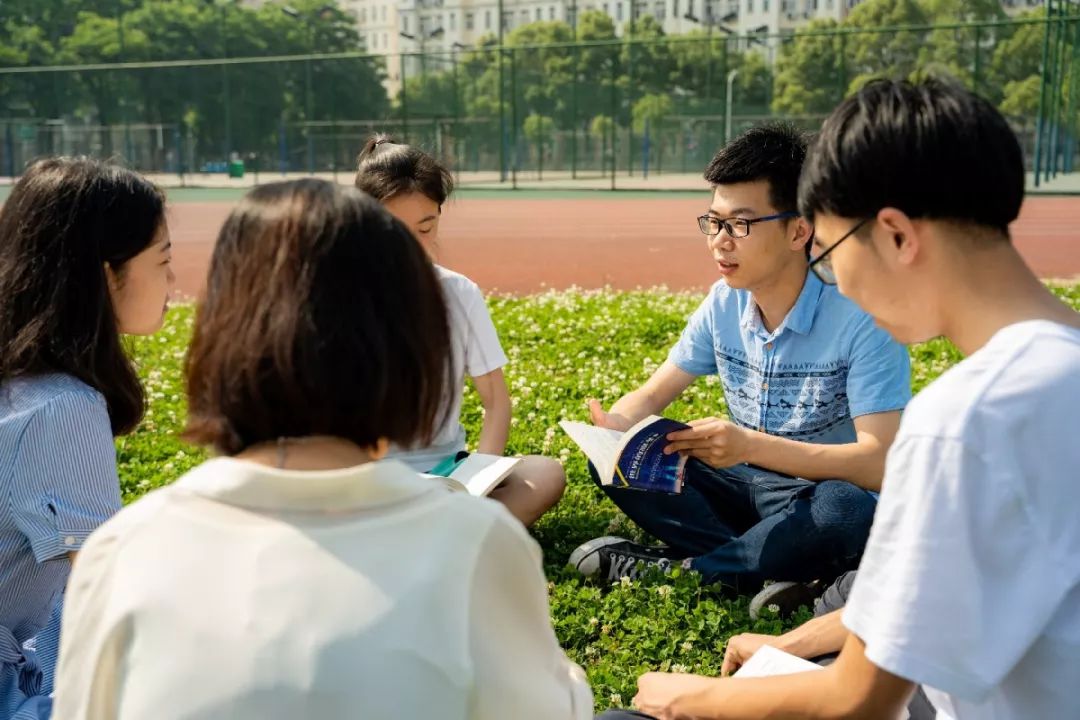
[1,8,1077,190]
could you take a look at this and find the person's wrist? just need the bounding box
[740,426,766,465]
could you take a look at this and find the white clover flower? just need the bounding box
[656,585,673,599]
[681,640,694,652]
[671,663,690,674]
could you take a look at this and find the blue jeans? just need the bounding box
[592,459,875,589]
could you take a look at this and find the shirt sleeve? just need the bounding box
[467,509,593,720]
[666,292,718,377]
[51,523,129,720]
[10,391,123,563]
[458,282,508,378]
[844,314,911,417]
[843,435,1073,701]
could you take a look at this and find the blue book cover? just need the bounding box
[613,417,689,493]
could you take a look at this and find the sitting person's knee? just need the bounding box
[813,480,876,526]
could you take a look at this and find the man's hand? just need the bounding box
[633,672,720,719]
[664,417,754,468]
[720,633,776,677]
[589,398,634,432]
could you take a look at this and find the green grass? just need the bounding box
[121,283,1080,710]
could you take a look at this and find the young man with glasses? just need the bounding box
[571,124,911,614]
[601,78,1080,720]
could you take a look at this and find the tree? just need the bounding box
[632,93,673,134]
[843,0,929,93]
[918,0,1009,94]
[772,20,846,115]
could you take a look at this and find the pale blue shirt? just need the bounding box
[0,374,122,720]
[668,272,911,447]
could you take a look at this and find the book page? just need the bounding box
[420,473,468,493]
[733,645,822,678]
[558,421,622,483]
[450,454,521,497]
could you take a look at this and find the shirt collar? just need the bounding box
[739,270,823,338]
[175,457,441,512]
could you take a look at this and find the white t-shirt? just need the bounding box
[844,320,1080,720]
[52,458,592,720]
[389,266,508,472]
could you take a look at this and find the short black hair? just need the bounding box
[799,78,1024,235]
[355,134,454,207]
[184,179,453,456]
[704,123,808,213]
[0,157,165,435]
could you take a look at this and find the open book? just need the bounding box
[559,415,690,493]
[423,453,520,497]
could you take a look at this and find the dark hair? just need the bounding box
[184,179,453,456]
[0,157,165,435]
[798,78,1024,235]
[355,134,454,207]
[704,123,808,213]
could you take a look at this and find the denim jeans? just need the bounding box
[592,458,876,589]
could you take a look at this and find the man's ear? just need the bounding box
[876,208,920,268]
[790,217,814,252]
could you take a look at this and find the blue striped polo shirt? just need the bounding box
[0,374,122,720]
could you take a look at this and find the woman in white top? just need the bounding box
[51,180,592,719]
[355,135,565,526]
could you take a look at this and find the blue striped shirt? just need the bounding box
[0,374,122,720]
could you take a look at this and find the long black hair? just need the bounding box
[0,157,166,435]
[355,134,454,206]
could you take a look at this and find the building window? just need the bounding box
[747,0,753,12]
[466,11,474,29]
[520,8,528,23]
[381,5,387,22]
[372,33,378,49]
[485,9,491,28]
[763,0,769,9]
[550,6,556,19]
[617,1,624,20]
[535,7,542,20]
[403,15,410,32]
[360,8,367,23]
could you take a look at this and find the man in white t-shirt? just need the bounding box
[602,79,1080,720]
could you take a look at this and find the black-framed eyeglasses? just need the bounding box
[808,217,873,285]
[696,211,799,238]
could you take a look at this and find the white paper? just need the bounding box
[733,645,823,678]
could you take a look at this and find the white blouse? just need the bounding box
[52,458,592,719]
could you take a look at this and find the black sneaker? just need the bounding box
[569,536,688,584]
[748,580,822,620]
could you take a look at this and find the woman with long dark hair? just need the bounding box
[0,158,173,719]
